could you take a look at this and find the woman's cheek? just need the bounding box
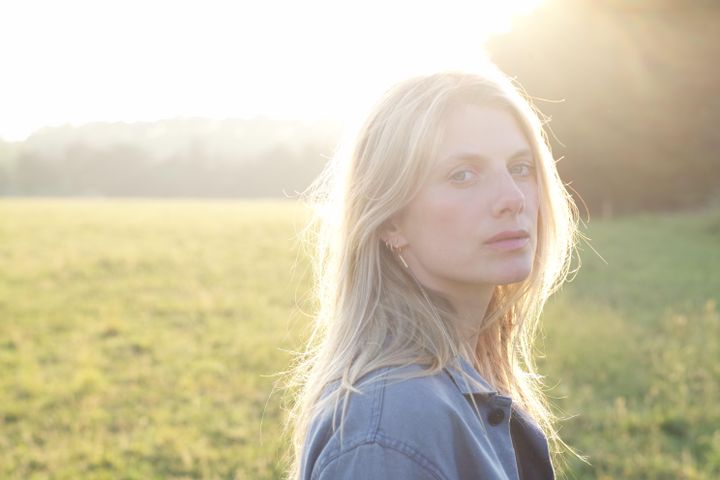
[422,188,468,229]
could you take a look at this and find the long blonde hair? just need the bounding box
[282,64,580,479]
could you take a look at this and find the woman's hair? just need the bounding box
[282,64,580,479]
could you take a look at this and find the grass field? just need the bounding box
[0,199,718,479]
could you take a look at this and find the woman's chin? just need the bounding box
[494,266,533,286]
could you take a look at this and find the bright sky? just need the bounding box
[0,0,541,141]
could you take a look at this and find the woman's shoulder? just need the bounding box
[327,363,468,430]
[380,363,470,423]
[304,363,489,479]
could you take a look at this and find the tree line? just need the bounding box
[0,118,338,200]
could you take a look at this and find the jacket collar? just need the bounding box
[444,354,499,396]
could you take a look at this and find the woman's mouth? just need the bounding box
[483,230,530,251]
[484,237,529,251]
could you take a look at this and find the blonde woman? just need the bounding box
[285,64,579,480]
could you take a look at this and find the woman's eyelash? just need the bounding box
[510,163,535,176]
[449,162,535,183]
[450,170,475,182]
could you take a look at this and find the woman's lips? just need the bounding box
[484,236,529,251]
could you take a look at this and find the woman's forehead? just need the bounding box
[433,105,533,164]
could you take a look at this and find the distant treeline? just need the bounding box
[0,118,339,200]
[1,0,719,216]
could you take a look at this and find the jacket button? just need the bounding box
[487,408,505,426]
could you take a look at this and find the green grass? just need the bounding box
[541,209,720,479]
[0,199,718,479]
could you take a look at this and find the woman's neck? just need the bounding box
[446,286,495,358]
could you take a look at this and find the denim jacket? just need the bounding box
[301,356,555,480]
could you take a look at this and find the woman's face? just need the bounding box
[391,104,539,302]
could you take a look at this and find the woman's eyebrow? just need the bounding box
[442,148,534,164]
[508,149,533,160]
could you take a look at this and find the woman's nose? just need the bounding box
[491,170,525,217]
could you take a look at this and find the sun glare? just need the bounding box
[0,0,542,141]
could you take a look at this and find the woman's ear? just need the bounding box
[379,220,409,249]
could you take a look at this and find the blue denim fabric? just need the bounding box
[301,356,555,480]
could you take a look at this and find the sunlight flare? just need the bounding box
[0,0,543,140]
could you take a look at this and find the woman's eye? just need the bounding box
[510,163,535,177]
[450,170,475,183]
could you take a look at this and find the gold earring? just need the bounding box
[383,240,409,268]
[397,252,409,269]
[392,243,409,269]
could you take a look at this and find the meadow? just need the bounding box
[0,199,718,479]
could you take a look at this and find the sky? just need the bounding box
[0,0,541,141]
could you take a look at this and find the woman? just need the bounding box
[284,64,580,479]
